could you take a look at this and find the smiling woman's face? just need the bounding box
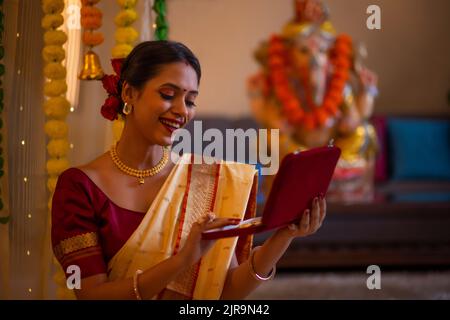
[122,62,199,146]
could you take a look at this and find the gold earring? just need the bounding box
[123,103,133,115]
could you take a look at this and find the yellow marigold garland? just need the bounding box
[41,13,64,29]
[44,30,68,45]
[42,0,70,210]
[47,139,70,158]
[111,0,139,141]
[47,176,58,193]
[44,120,69,139]
[42,0,64,14]
[44,79,68,96]
[42,45,65,63]
[114,26,138,44]
[43,97,70,119]
[44,62,67,79]
[46,158,70,176]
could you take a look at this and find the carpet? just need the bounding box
[246,270,450,300]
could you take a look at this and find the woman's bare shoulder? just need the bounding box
[76,152,111,178]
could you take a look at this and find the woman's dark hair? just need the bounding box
[119,40,201,94]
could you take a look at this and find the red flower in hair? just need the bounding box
[99,58,125,121]
[101,74,120,96]
[111,58,125,77]
[101,96,120,121]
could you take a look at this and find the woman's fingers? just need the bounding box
[204,217,240,230]
[284,197,327,238]
[299,209,310,233]
[194,212,240,232]
[310,197,321,232]
[319,197,327,225]
[192,212,215,232]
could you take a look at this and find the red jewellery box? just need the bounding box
[202,144,341,240]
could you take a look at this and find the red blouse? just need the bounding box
[51,168,145,279]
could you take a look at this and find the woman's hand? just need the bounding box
[178,212,239,266]
[277,196,327,240]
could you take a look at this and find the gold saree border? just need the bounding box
[189,160,221,298]
[59,246,103,268]
[162,155,222,299]
[53,231,99,261]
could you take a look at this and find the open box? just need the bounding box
[202,144,341,239]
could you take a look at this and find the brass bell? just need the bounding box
[78,50,104,80]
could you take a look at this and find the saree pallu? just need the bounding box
[105,153,258,299]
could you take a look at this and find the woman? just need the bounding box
[51,40,326,300]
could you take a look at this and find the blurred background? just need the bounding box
[1,0,449,299]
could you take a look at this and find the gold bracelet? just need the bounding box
[133,269,143,300]
[248,246,276,281]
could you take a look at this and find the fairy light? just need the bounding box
[16,32,20,38]
[70,107,74,112]
[21,140,25,146]
[28,288,32,293]
[27,213,32,219]
[17,69,21,75]
[69,143,74,149]
[152,23,157,29]
[26,250,30,256]
[23,177,28,183]
[19,105,23,111]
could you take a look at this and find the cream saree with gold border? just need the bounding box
[104,153,258,299]
[55,153,257,299]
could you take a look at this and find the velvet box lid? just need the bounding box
[202,145,341,240]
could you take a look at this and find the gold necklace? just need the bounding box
[110,144,170,185]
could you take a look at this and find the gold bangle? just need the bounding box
[248,246,276,281]
[133,269,143,300]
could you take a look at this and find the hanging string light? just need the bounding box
[0,0,6,225]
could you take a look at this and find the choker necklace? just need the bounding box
[110,144,170,185]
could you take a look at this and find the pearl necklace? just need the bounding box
[110,144,170,185]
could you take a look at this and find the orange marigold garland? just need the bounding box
[79,0,104,80]
[81,0,103,46]
[268,33,352,130]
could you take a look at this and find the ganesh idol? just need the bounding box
[248,0,379,202]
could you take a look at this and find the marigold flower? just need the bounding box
[42,0,64,14]
[41,14,64,29]
[46,158,70,176]
[45,120,68,139]
[42,45,65,63]
[83,31,104,46]
[43,97,71,119]
[44,30,68,46]
[44,80,68,97]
